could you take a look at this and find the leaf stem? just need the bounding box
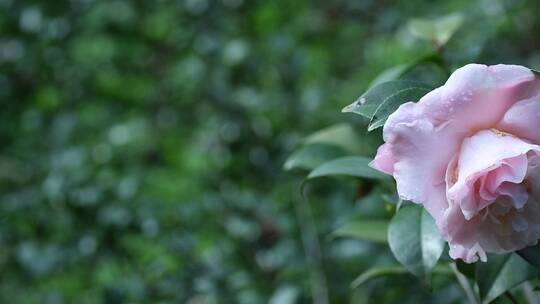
[522,282,538,304]
[505,291,520,304]
[449,262,479,304]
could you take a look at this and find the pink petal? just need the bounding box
[420,64,537,130]
[447,130,537,218]
[369,143,394,175]
[497,95,540,144]
[448,242,487,263]
[375,101,467,222]
[386,118,463,222]
[444,188,540,262]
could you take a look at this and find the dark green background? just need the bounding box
[1,0,540,303]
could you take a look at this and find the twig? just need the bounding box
[294,186,329,304]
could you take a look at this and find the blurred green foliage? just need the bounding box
[2,0,540,303]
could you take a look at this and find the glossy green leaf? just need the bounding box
[387,204,445,282]
[408,13,464,46]
[531,68,540,75]
[476,253,537,304]
[303,123,375,155]
[284,144,346,171]
[307,156,389,180]
[369,65,410,88]
[351,264,452,289]
[517,242,540,269]
[369,53,443,87]
[351,266,409,289]
[342,81,434,131]
[331,220,388,243]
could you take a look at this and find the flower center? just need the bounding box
[490,128,517,138]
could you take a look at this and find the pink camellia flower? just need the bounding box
[371,64,540,263]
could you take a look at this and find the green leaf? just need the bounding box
[331,220,388,243]
[369,53,443,87]
[369,64,410,88]
[476,253,537,304]
[307,156,389,180]
[387,204,445,282]
[351,266,409,289]
[531,68,540,76]
[284,144,346,171]
[342,80,434,131]
[517,242,540,269]
[351,265,452,289]
[408,13,464,46]
[303,123,376,155]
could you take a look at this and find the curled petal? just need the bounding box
[497,95,540,144]
[448,242,487,263]
[447,129,538,218]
